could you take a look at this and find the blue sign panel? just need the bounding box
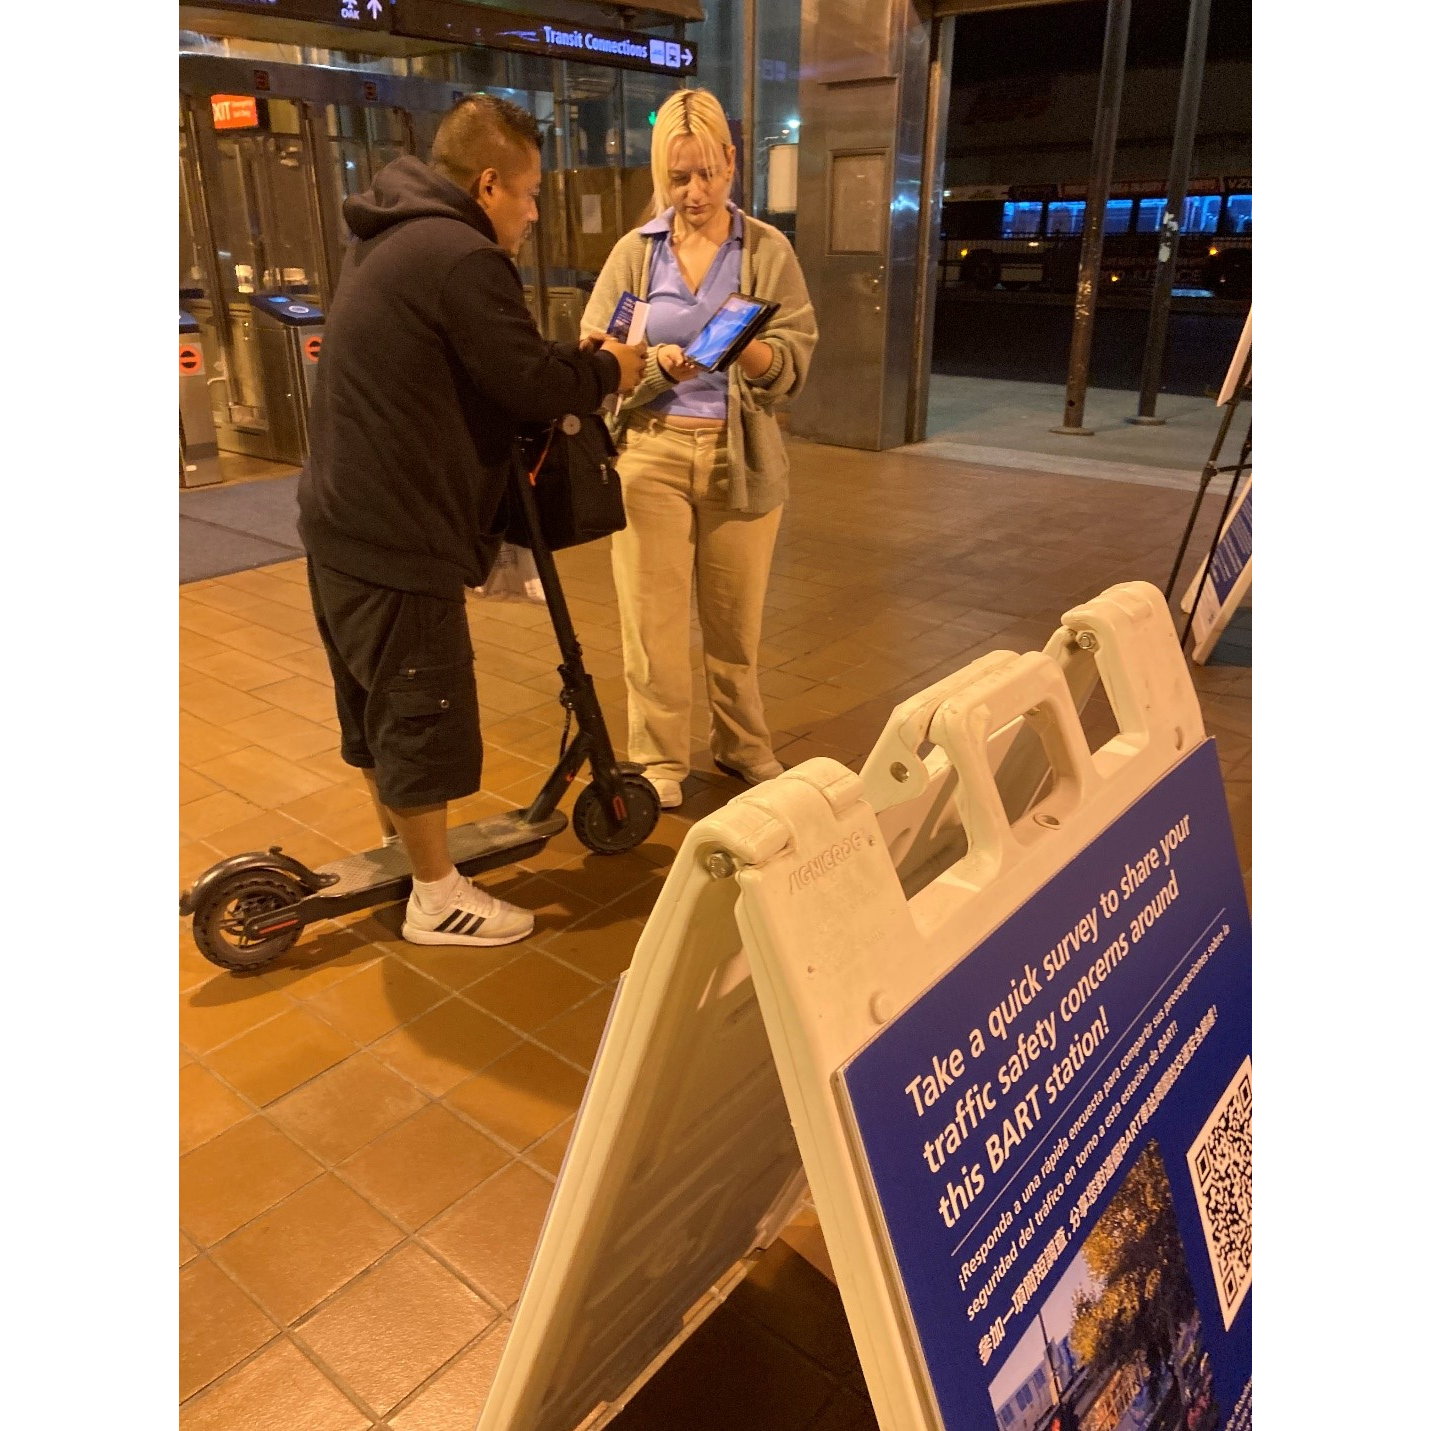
[1208,490,1252,606]
[393,2,699,78]
[841,740,1251,1431]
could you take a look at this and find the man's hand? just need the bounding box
[600,336,647,394]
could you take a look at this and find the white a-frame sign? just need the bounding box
[478,581,1253,1431]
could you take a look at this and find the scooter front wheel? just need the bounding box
[191,868,305,971]
[573,774,661,855]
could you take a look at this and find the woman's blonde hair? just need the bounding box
[648,88,735,215]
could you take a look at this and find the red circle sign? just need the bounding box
[303,335,323,364]
[178,343,203,375]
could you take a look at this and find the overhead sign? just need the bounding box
[183,0,390,29]
[210,94,262,130]
[392,0,699,77]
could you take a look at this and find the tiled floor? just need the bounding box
[178,435,1250,1430]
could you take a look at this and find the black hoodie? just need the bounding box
[297,156,619,598]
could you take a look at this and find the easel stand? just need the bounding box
[475,581,1254,1431]
[1162,350,1252,630]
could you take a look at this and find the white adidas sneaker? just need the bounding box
[402,877,535,947]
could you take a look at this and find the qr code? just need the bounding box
[1187,1056,1251,1329]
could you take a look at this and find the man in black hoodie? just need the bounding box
[298,93,643,949]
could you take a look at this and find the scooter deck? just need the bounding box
[311,809,569,901]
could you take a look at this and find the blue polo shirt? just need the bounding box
[641,204,743,420]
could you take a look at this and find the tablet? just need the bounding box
[683,293,780,372]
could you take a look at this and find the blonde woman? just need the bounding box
[582,88,818,811]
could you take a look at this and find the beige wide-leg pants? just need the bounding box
[611,414,783,783]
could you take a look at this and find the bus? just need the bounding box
[939,176,1251,298]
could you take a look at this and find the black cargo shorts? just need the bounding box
[307,560,482,809]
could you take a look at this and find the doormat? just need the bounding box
[180,475,303,584]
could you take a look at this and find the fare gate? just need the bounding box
[247,294,325,466]
[476,582,1252,1431]
[179,311,221,488]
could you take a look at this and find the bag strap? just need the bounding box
[527,421,558,486]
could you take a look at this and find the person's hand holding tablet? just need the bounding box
[655,294,780,384]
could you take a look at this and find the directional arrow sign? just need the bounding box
[367,0,383,17]
[682,46,693,65]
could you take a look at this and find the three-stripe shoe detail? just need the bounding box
[434,909,486,937]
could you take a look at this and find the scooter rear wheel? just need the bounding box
[573,774,662,855]
[192,868,305,972]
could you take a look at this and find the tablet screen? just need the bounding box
[684,294,771,371]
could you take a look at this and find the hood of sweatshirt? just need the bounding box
[342,154,497,243]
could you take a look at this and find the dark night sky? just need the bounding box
[950,0,1251,83]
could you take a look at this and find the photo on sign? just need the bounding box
[986,1143,1218,1431]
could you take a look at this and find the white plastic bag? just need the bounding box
[473,542,546,604]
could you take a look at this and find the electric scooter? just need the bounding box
[181,459,662,973]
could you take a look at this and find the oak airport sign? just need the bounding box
[393,1,699,77]
[185,0,389,30]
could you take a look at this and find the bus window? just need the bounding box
[1046,200,1084,235]
[1135,197,1166,233]
[1001,200,1045,237]
[1224,193,1252,234]
[1103,198,1134,234]
[1182,194,1222,233]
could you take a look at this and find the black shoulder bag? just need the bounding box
[512,413,626,552]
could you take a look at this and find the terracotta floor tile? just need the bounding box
[182,1230,201,1267]
[444,1040,588,1150]
[181,626,231,667]
[522,856,656,914]
[305,957,446,1045]
[301,747,372,790]
[303,801,392,854]
[274,645,343,682]
[196,809,311,859]
[194,746,334,808]
[477,870,597,939]
[181,711,251,765]
[256,925,383,998]
[180,1257,280,1402]
[256,673,337,723]
[390,937,525,994]
[180,840,225,889]
[180,675,272,726]
[213,1174,404,1324]
[371,996,522,1098]
[422,1162,552,1307]
[180,766,223,806]
[388,1318,511,1431]
[212,622,313,662]
[186,582,269,615]
[180,1063,252,1154]
[339,1104,509,1229]
[279,780,372,827]
[241,598,322,639]
[463,951,599,1034]
[180,600,251,638]
[205,1005,358,1106]
[532,989,617,1070]
[179,1337,368,1431]
[223,707,339,763]
[179,789,268,842]
[180,1117,322,1246]
[180,977,295,1055]
[297,1243,497,1416]
[268,1051,429,1164]
[539,885,654,983]
[526,1117,573,1178]
[190,648,295,692]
